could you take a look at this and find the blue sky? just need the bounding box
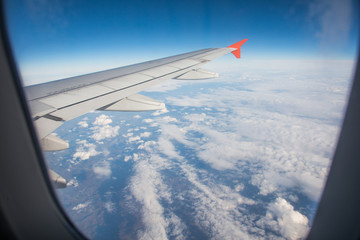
[4,0,359,84]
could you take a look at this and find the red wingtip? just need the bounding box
[227,39,248,58]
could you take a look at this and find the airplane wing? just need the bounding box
[24,39,247,188]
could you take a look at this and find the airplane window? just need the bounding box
[3,0,358,239]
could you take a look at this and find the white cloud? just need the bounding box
[235,184,245,192]
[129,156,172,240]
[137,141,156,151]
[133,153,139,161]
[166,95,210,107]
[165,62,352,204]
[123,132,133,137]
[158,124,193,147]
[124,155,131,162]
[140,132,151,138]
[93,114,112,125]
[184,113,206,123]
[127,60,352,238]
[165,213,188,240]
[129,136,141,142]
[63,60,352,239]
[157,137,182,160]
[143,118,154,123]
[91,114,120,141]
[174,159,259,239]
[67,177,79,188]
[91,124,120,141]
[162,116,177,123]
[72,201,91,212]
[256,198,309,240]
[104,201,116,213]
[152,108,169,116]
[72,140,99,161]
[150,122,159,127]
[93,161,111,178]
[128,122,259,239]
[78,121,88,128]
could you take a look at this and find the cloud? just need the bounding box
[158,124,193,147]
[93,114,113,125]
[129,155,174,240]
[162,116,177,123]
[123,132,133,137]
[137,141,156,150]
[60,59,352,239]
[91,126,120,140]
[67,177,79,187]
[166,95,211,107]
[150,122,159,127]
[93,161,111,178]
[164,62,352,204]
[195,129,246,170]
[157,137,182,160]
[72,140,99,161]
[133,153,139,161]
[104,201,116,213]
[126,60,352,238]
[177,163,258,239]
[128,136,141,142]
[72,201,91,212]
[77,121,88,128]
[143,118,154,123]
[256,198,309,240]
[152,108,169,116]
[127,121,260,239]
[124,155,131,162]
[140,132,151,138]
[91,114,120,141]
[235,184,244,192]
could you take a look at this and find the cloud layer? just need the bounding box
[123,59,352,239]
[48,59,353,240]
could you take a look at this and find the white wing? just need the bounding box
[24,40,247,187]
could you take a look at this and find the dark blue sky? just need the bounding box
[4,0,359,83]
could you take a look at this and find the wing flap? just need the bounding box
[33,117,63,139]
[40,134,69,151]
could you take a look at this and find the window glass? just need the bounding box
[4,0,358,239]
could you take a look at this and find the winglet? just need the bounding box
[227,39,248,58]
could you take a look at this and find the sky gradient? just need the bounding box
[4,0,359,84]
